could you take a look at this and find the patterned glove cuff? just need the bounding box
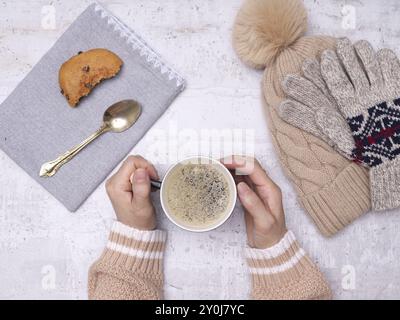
[371,157,400,210]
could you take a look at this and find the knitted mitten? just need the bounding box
[320,38,400,210]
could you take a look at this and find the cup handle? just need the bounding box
[150,179,162,189]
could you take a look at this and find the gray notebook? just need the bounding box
[0,3,185,211]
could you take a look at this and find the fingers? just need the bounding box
[221,155,256,177]
[336,38,369,93]
[302,58,337,103]
[112,156,139,191]
[224,157,287,248]
[220,154,247,169]
[110,155,159,192]
[221,155,274,188]
[118,155,158,179]
[131,168,152,208]
[221,156,283,220]
[279,99,324,139]
[315,107,356,158]
[354,40,383,90]
[105,155,157,231]
[321,49,356,116]
[377,48,400,88]
[302,59,325,91]
[237,182,274,226]
[127,155,159,180]
[105,158,136,199]
[282,74,332,111]
[106,154,158,205]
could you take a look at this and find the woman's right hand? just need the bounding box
[105,155,159,231]
[222,156,287,249]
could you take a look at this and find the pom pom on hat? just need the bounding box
[233,0,308,69]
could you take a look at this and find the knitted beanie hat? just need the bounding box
[232,0,371,237]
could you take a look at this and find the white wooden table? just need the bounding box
[1,0,399,299]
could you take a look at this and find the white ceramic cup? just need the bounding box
[158,156,237,232]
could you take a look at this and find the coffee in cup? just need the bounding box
[160,157,237,232]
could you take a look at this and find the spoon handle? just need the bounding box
[150,180,162,189]
[39,124,108,177]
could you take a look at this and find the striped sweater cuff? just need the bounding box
[244,230,314,287]
[100,221,167,274]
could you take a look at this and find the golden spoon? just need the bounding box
[39,99,141,177]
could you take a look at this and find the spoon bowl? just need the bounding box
[104,99,141,132]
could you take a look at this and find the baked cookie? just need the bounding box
[59,48,123,107]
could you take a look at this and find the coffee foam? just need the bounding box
[163,162,232,229]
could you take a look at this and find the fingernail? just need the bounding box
[237,182,250,195]
[134,168,148,182]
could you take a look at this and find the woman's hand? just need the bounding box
[222,156,287,249]
[105,155,159,230]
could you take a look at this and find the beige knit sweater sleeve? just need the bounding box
[88,221,166,300]
[245,230,332,300]
[89,223,331,300]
